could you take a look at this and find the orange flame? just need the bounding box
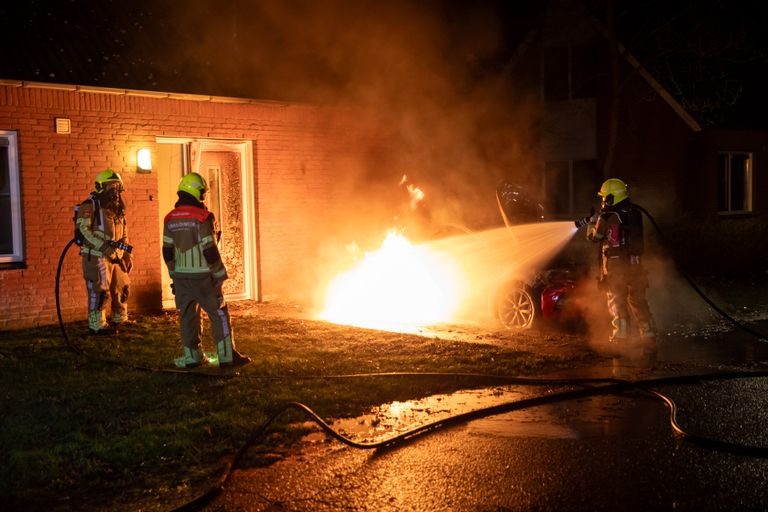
[400,174,425,210]
[319,230,466,331]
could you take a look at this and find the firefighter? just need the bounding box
[163,172,250,368]
[584,178,656,345]
[76,169,132,335]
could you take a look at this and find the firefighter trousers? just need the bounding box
[83,256,130,330]
[172,276,233,352]
[605,260,654,339]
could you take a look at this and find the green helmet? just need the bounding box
[94,168,124,193]
[178,172,208,201]
[598,178,628,206]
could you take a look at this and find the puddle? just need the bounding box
[298,384,663,444]
[296,322,768,446]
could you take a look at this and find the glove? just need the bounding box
[574,207,597,229]
[102,241,117,259]
[122,252,133,273]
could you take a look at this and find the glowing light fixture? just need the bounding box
[137,148,152,172]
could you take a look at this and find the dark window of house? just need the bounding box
[0,131,23,263]
[543,46,569,101]
[545,159,600,215]
[717,151,752,213]
[544,42,599,101]
[545,161,570,214]
[571,42,599,99]
[572,159,601,212]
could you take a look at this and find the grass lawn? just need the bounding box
[0,303,595,511]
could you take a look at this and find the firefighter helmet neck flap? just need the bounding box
[598,178,628,208]
[178,172,208,202]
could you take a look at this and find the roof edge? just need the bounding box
[0,78,298,107]
[585,15,702,133]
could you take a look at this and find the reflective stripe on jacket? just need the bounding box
[76,196,128,260]
[163,205,227,280]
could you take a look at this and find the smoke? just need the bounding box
[578,248,720,357]
[148,0,543,227]
[136,0,548,304]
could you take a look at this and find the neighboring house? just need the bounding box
[524,1,766,217]
[519,0,768,274]
[0,80,385,329]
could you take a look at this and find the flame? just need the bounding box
[319,231,466,331]
[406,184,425,210]
[400,174,425,210]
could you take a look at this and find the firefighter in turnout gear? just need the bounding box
[163,172,251,368]
[75,169,132,335]
[584,178,656,345]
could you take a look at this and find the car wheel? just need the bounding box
[496,285,536,330]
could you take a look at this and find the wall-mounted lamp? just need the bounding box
[137,148,152,173]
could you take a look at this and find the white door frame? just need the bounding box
[156,137,257,307]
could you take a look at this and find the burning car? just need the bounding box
[491,181,589,331]
[491,267,587,330]
[319,177,589,333]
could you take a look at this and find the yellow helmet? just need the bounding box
[597,178,628,206]
[178,172,208,201]
[94,168,124,193]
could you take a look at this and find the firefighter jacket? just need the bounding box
[162,203,227,281]
[586,201,644,272]
[76,194,129,262]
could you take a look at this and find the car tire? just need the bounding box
[496,283,536,330]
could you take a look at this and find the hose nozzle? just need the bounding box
[574,216,590,229]
[574,207,596,229]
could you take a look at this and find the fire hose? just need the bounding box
[54,226,768,511]
[634,204,768,342]
[172,369,768,512]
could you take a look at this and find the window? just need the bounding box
[543,46,569,101]
[543,42,599,101]
[717,152,752,213]
[544,159,601,216]
[0,131,24,264]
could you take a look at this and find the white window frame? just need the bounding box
[717,151,753,214]
[0,130,24,263]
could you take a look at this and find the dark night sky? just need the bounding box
[1,0,766,127]
[0,0,537,101]
[2,0,767,231]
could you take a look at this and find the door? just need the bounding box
[157,139,257,308]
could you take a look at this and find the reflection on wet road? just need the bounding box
[300,386,664,444]
[214,320,768,511]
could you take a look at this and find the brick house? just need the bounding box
[518,1,768,276]
[0,80,386,329]
[3,4,767,330]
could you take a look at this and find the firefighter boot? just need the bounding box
[609,318,629,343]
[639,319,658,358]
[174,347,209,368]
[88,309,113,335]
[639,319,657,340]
[217,335,251,368]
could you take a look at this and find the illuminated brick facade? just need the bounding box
[0,82,384,329]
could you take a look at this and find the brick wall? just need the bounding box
[0,83,386,329]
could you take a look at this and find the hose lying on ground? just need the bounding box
[636,204,768,342]
[55,228,768,511]
[172,368,768,512]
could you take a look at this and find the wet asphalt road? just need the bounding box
[209,321,768,511]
